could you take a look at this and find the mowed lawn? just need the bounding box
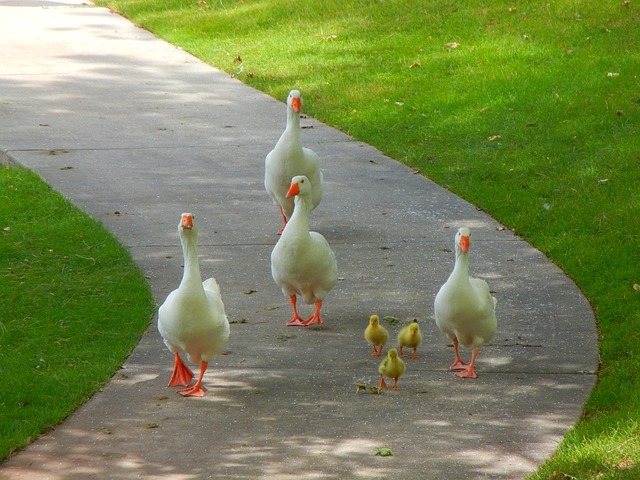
[0,164,155,460]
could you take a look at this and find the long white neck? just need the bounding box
[451,248,470,283]
[276,107,302,152]
[284,195,312,236]
[179,234,203,290]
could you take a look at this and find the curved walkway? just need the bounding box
[0,2,598,479]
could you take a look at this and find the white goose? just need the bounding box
[434,227,497,378]
[271,175,337,326]
[157,213,230,397]
[264,90,323,234]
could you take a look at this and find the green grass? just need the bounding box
[94,0,640,477]
[0,164,154,460]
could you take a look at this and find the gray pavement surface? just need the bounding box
[0,1,599,479]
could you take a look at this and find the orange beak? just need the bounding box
[460,235,470,253]
[286,181,300,198]
[291,97,301,113]
[181,215,193,230]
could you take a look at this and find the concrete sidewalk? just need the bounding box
[0,1,598,478]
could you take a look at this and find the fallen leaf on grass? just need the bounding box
[409,61,421,68]
[633,283,640,291]
[231,65,243,78]
[444,42,460,49]
[488,135,501,141]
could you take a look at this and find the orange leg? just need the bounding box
[168,352,194,387]
[286,295,306,326]
[450,337,469,371]
[276,206,288,235]
[379,374,387,389]
[178,361,208,397]
[391,377,400,390]
[302,300,324,326]
[371,345,382,356]
[455,346,479,379]
[410,347,419,360]
[399,346,407,357]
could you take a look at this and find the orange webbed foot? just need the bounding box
[177,385,206,397]
[449,359,469,371]
[168,353,194,387]
[302,314,323,326]
[455,367,478,379]
[286,315,306,326]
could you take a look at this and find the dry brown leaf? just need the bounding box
[444,42,460,49]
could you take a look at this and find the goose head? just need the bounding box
[455,227,471,255]
[369,314,380,328]
[286,175,312,199]
[287,90,302,114]
[179,213,198,240]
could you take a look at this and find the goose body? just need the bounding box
[265,90,323,234]
[434,227,497,378]
[271,175,337,326]
[364,314,389,356]
[397,319,423,359]
[157,213,230,396]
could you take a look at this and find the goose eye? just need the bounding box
[300,179,305,183]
